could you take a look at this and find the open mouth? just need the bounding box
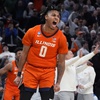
[52,21,57,28]
[53,21,57,25]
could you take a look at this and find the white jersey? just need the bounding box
[0,51,15,62]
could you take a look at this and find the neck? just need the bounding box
[43,24,57,34]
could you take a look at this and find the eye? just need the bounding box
[52,14,56,17]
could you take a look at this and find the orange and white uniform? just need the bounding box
[3,61,20,100]
[22,25,68,91]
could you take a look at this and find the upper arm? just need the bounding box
[58,54,66,63]
[17,45,30,71]
[0,63,12,76]
[22,45,30,58]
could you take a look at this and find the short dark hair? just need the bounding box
[40,5,60,24]
[81,40,88,46]
[44,5,60,15]
[14,47,23,54]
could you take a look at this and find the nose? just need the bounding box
[55,16,60,22]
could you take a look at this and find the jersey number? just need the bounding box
[39,46,47,57]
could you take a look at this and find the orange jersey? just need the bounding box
[22,25,68,68]
[5,61,19,91]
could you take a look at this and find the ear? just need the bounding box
[45,15,48,20]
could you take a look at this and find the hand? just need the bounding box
[93,44,99,54]
[78,85,84,89]
[54,83,60,92]
[87,61,93,66]
[79,50,83,58]
[0,87,4,92]
[14,76,21,86]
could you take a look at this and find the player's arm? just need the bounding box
[17,45,30,74]
[0,63,12,76]
[54,54,66,92]
[14,45,30,85]
[56,54,66,84]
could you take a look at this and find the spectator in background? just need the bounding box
[78,0,84,12]
[63,24,72,49]
[96,7,100,26]
[60,4,70,24]
[71,3,80,20]
[86,0,95,12]
[68,13,78,36]
[57,20,65,30]
[90,40,100,100]
[54,44,99,100]
[0,2,6,17]
[71,31,85,55]
[23,2,34,31]
[76,61,96,100]
[81,5,98,30]
[77,40,89,56]
[23,2,34,18]
[3,0,18,15]
[88,30,97,52]
[39,5,46,16]
[0,45,15,62]
[91,10,98,30]
[15,0,26,29]
[4,22,18,47]
[70,38,79,54]
[32,0,44,12]
[64,0,75,12]
[77,17,89,34]
[94,0,100,9]
[3,13,19,29]
[25,9,41,31]
[68,3,80,36]
[94,32,100,43]
[43,0,53,7]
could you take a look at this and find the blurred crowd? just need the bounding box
[0,0,100,99]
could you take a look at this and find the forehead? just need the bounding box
[47,10,60,15]
[16,50,22,54]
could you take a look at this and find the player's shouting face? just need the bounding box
[45,10,60,30]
